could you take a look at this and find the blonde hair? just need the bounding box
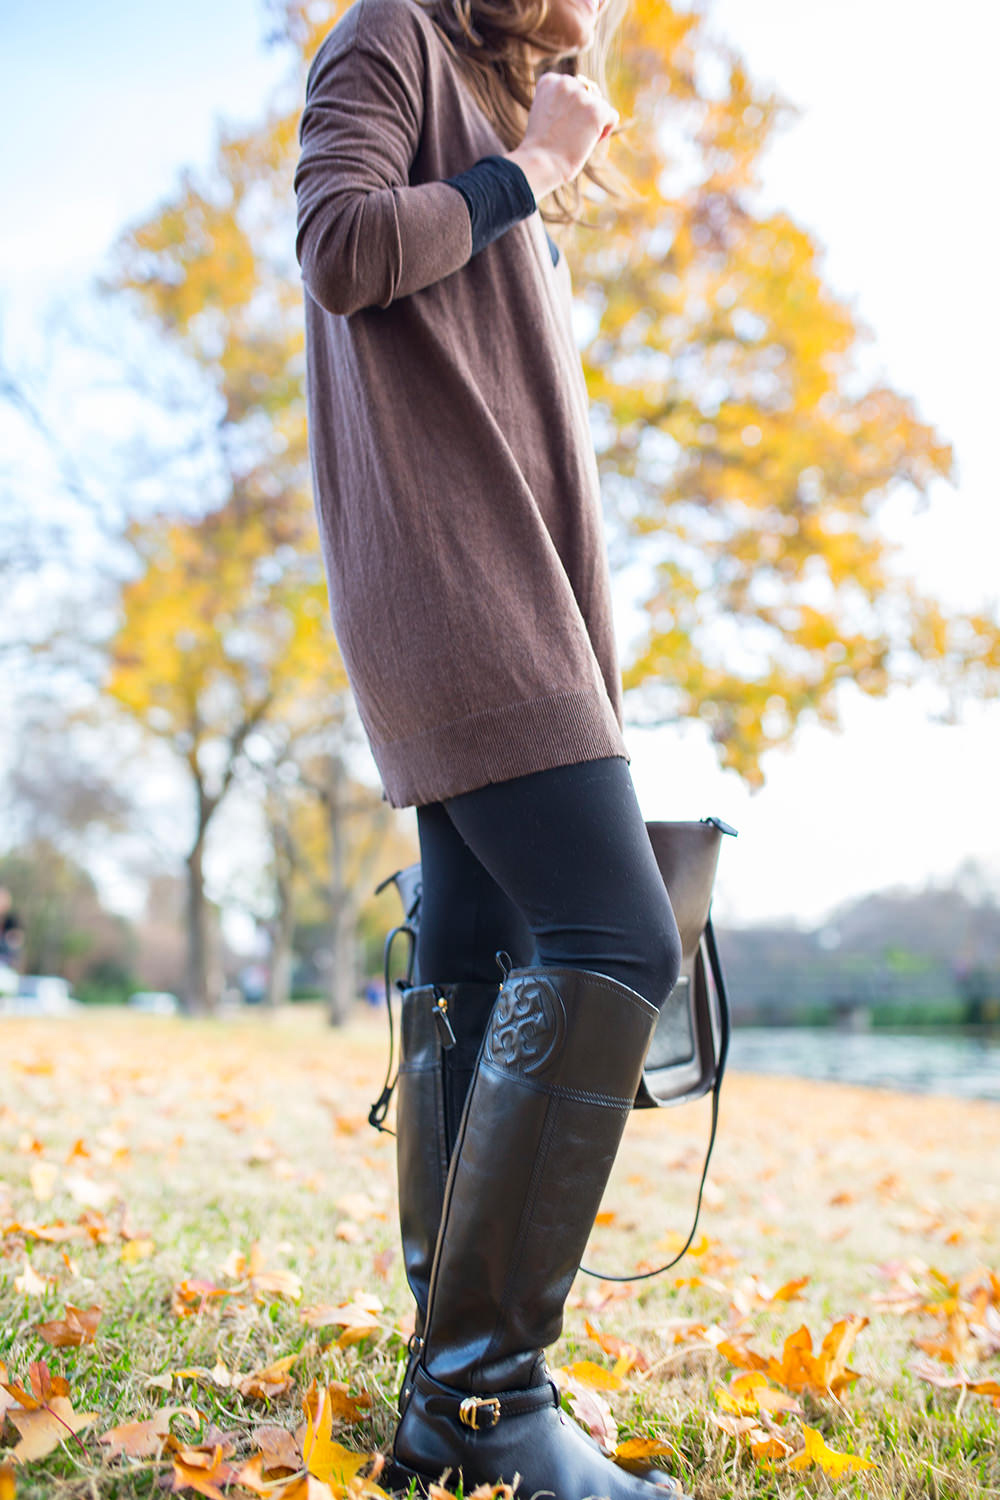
[415,0,631,225]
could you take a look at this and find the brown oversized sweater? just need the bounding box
[294,0,627,808]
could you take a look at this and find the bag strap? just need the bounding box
[367,918,417,1135]
[579,913,731,1282]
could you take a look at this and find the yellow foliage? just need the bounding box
[103,0,995,802]
[565,0,990,783]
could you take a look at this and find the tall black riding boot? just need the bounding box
[394,981,498,1405]
[389,966,694,1500]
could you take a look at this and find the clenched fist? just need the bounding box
[506,72,619,202]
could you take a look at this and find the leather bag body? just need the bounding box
[375,817,734,1114]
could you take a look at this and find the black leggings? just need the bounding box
[415,757,682,1010]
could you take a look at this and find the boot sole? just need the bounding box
[378,1456,438,1496]
[380,1453,692,1499]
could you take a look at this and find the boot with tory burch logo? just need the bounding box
[386,964,694,1499]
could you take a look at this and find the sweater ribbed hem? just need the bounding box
[371,688,628,808]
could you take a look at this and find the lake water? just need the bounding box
[727,1026,1000,1102]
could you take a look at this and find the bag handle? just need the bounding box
[367,869,420,1134]
[578,914,731,1282]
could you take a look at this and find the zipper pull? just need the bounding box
[432,989,457,1050]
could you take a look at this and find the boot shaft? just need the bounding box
[421,966,658,1392]
[395,981,498,1328]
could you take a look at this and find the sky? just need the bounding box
[2,0,998,929]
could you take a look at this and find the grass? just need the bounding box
[1,1005,998,1499]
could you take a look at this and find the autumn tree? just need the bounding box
[249,746,417,1017]
[238,704,417,1019]
[107,503,344,1012]
[100,68,383,1017]
[564,0,998,780]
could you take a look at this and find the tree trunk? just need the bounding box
[266,870,295,1008]
[327,893,356,1025]
[325,754,357,1026]
[184,836,212,1014]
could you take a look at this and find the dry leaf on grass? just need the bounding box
[296,1383,383,1493]
[98,1405,200,1459]
[715,1372,801,1417]
[613,1436,680,1472]
[4,1217,97,1245]
[170,1441,241,1499]
[300,1292,384,1346]
[7,1393,98,1462]
[121,1237,155,1263]
[912,1362,1000,1406]
[555,1360,625,1393]
[13,1263,51,1297]
[35,1303,101,1347]
[251,1422,302,1471]
[720,1315,867,1398]
[708,1409,794,1463]
[915,1312,976,1366]
[0,1461,15,1500]
[236,1354,298,1401]
[1,1360,69,1412]
[221,1242,303,1303]
[171,1278,232,1318]
[297,1378,373,1445]
[584,1320,650,1371]
[780,1422,877,1475]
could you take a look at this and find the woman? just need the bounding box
[294,0,688,1494]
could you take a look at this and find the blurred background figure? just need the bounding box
[0,885,25,973]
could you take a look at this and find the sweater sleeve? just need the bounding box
[443,155,536,257]
[294,36,474,317]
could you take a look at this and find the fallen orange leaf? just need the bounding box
[781,1422,877,1475]
[121,1238,155,1263]
[772,1276,809,1302]
[35,1303,102,1348]
[250,1422,302,1471]
[915,1312,975,1366]
[8,1394,98,1462]
[715,1372,801,1417]
[170,1442,240,1499]
[301,1292,383,1346]
[584,1320,650,1371]
[171,1279,231,1318]
[98,1406,200,1459]
[613,1436,679,1472]
[299,1384,376,1487]
[221,1242,303,1302]
[557,1360,625,1393]
[722,1317,867,1398]
[236,1354,297,1401]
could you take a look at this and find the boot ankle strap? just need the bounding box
[415,1366,559,1429]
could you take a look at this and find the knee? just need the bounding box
[637,904,683,1009]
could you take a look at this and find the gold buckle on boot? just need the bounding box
[458,1396,501,1430]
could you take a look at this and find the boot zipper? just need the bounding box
[432,988,457,1050]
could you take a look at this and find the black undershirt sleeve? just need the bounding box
[444,154,561,266]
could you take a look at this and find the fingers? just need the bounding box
[575,74,618,135]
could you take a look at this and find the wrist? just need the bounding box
[505,145,563,203]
